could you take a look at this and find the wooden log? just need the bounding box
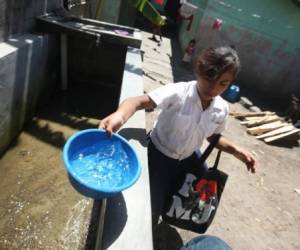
[240,115,281,127]
[264,129,300,143]
[230,111,275,119]
[247,121,286,136]
[256,125,295,139]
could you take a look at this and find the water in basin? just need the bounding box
[70,140,131,189]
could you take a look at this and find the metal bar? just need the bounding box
[94,198,107,250]
[60,34,68,90]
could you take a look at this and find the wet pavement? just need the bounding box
[0,83,117,249]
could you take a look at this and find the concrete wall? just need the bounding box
[95,0,137,28]
[118,0,137,27]
[68,36,127,108]
[0,34,59,155]
[99,0,122,24]
[178,0,300,104]
[0,0,61,155]
[0,0,61,42]
[67,0,98,18]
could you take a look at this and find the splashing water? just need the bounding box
[70,140,131,189]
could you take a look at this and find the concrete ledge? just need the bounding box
[102,47,153,250]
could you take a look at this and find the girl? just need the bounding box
[99,46,257,218]
[182,39,196,65]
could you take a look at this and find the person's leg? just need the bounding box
[148,140,180,250]
[147,140,180,221]
[158,27,162,41]
[180,149,208,174]
[180,235,233,250]
[152,26,159,42]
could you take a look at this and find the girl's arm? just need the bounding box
[99,95,156,136]
[208,134,257,173]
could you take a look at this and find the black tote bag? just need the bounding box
[162,134,228,234]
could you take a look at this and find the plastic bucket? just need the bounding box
[223,84,240,103]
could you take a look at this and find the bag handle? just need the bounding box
[212,149,222,170]
[199,134,222,169]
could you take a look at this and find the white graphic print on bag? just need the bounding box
[166,173,218,224]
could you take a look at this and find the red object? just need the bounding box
[195,179,218,201]
[186,15,194,31]
[153,0,165,5]
[212,18,223,30]
[176,11,194,31]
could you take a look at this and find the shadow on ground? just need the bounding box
[119,127,148,147]
[154,222,184,250]
[101,194,128,249]
[23,82,119,149]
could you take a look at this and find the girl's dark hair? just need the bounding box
[195,46,240,81]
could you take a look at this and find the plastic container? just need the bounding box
[63,129,141,199]
[223,84,240,103]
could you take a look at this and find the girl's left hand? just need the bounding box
[234,148,257,173]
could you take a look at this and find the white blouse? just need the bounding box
[148,81,228,160]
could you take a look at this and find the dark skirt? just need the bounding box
[147,139,207,216]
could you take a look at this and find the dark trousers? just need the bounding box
[147,140,207,219]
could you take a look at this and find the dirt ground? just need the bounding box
[0,29,300,250]
[141,31,300,250]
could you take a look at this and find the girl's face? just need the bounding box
[197,71,234,102]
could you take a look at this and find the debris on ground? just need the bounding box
[230,111,300,143]
[239,97,253,108]
[285,94,300,123]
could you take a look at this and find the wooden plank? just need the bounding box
[240,115,281,127]
[247,121,286,135]
[245,116,267,121]
[230,111,275,119]
[256,125,295,139]
[264,129,300,143]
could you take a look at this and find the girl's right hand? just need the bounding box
[98,112,124,137]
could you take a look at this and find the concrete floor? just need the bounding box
[140,30,300,250]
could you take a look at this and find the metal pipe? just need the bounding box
[94,198,107,250]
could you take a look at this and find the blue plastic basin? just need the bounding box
[63,129,141,199]
[223,84,240,103]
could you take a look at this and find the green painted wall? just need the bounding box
[205,0,300,52]
[178,0,300,103]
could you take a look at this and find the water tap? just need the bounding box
[96,33,101,47]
